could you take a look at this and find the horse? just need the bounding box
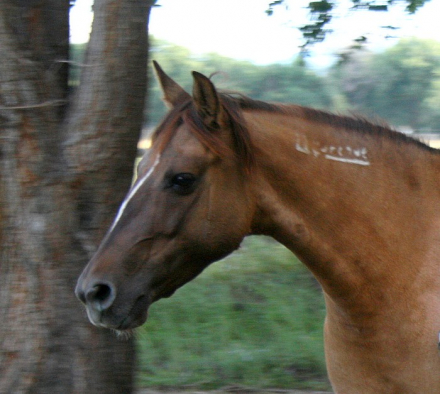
[76,61,440,393]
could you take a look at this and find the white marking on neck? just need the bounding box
[295,142,310,155]
[108,154,161,233]
[294,133,371,166]
[324,154,370,166]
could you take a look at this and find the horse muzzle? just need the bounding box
[75,278,150,330]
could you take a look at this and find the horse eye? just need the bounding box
[170,173,197,194]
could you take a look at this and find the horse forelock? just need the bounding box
[152,95,255,170]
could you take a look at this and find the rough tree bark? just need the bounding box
[0,0,154,392]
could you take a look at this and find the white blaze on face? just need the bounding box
[108,154,161,234]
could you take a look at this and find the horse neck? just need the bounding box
[246,109,440,305]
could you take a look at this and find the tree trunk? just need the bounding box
[0,0,154,392]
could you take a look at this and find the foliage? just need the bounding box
[72,36,440,133]
[137,237,329,390]
[333,38,440,131]
[147,38,440,132]
[267,0,429,50]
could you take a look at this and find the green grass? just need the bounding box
[136,236,329,391]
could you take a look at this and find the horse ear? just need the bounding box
[153,60,190,108]
[192,71,225,130]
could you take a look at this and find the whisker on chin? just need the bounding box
[112,328,134,340]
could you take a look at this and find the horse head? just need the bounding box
[75,62,255,330]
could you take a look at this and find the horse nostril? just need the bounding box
[75,286,87,304]
[85,282,116,312]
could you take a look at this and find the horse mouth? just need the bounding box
[115,294,150,330]
[116,289,174,331]
[101,290,168,331]
[84,294,149,331]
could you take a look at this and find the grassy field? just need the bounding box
[136,236,330,391]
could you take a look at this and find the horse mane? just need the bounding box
[233,94,435,153]
[152,92,435,168]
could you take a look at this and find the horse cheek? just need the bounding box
[153,194,200,237]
